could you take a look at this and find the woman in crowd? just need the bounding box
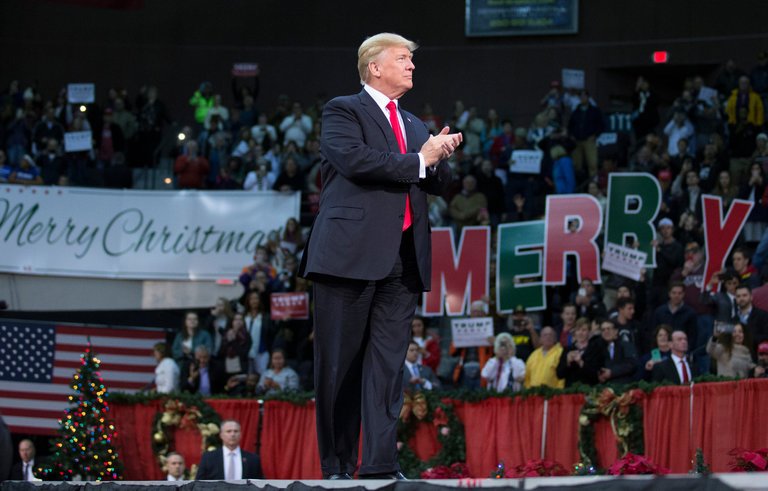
[712,169,738,210]
[410,316,441,373]
[171,312,213,372]
[205,297,233,358]
[481,332,526,392]
[153,342,180,394]
[638,324,673,381]
[707,323,755,378]
[556,318,591,386]
[257,348,300,395]
[281,217,305,254]
[219,312,252,377]
[244,291,273,375]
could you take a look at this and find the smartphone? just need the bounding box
[578,288,587,297]
[714,321,735,334]
[651,349,661,362]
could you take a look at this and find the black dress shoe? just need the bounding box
[325,472,353,480]
[360,471,408,480]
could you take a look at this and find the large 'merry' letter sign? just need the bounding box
[422,173,754,316]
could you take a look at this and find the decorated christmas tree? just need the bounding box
[40,341,122,481]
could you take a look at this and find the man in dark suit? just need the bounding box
[196,420,263,480]
[9,439,36,481]
[652,330,693,384]
[402,340,441,392]
[583,320,638,385]
[180,346,224,396]
[734,284,768,358]
[298,32,460,480]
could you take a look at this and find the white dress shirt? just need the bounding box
[155,358,180,394]
[363,84,427,178]
[671,353,691,383]
[222,446,243,480]
[167,474,183,481]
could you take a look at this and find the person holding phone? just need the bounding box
[706,322,756,378]
[637,325,673,381]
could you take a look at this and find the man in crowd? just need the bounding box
[449,174,488,231]
[652,330,693,384]
[523,327,564,389]
[166,452,186,481]
[652,282,697,350]
[174,140,210,189]
[651,218,685,307]
[10,439,37,481]
[754,341,768,378]
[196,420,263,480]
[732,247,761,290]
[567,89,604,178]
[402,341,440,392]
[613,297,641,350]
[734,284,768,358]
[181,345,222,396]
[584,320,638,385]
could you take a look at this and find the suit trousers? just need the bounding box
[312,229,421,476]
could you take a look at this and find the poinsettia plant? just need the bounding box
[507,459,569,477]
[607,453,669,475]
[420,462,469,479]
[729,448,768,472]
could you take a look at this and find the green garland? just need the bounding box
[577,387,644,469]
[109,376,735,476]
[148,394,221,477]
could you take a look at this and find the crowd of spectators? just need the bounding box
[5,53,768,397]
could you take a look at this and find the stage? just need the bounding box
[1,475,766,491]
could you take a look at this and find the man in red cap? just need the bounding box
[754,341,768,377]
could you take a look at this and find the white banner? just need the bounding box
[697,86,718,104]
[451,317,494,348]
[67,83,95,104]
[601,242,648,281]
[561,68,585,89]
[509,150,543,174]
[0,187,300,280]
[64,131,92,152]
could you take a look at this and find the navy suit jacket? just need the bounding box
[299,89,451,290]
[195,447,263,480]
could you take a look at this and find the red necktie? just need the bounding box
[495,358,504,391]
[680,359,690,384]
[386,101,412,230]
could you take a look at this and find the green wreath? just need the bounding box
[150,394,221,478]
[396,390,466,478]
[577,387,644,469]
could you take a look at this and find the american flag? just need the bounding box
[0,320,166,435]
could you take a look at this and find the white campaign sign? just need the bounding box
[451,317,494,348]
[509,150,543,174]
[67,83,95,104]
[561,68,585,89]
[697,86,718,104]
[0,187,300,280]
[601,242,648,281]
[64,131,92,152]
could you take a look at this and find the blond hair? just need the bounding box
[357,32,418,85]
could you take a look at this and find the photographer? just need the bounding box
[505,305,540,362]
[706,322,755,378]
